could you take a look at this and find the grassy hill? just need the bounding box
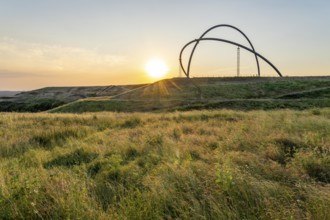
[50,76,330,113]
[1,76,330,113]
[0,85,145,112]
[0,109,329,219]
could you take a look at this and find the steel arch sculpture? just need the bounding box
[179,24,283,78]
[184,24,260,77]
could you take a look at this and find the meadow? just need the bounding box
[0,108,329,219]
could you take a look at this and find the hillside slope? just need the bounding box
[50,76,330,113]
[0,84,145,112]
[1,76,330,113]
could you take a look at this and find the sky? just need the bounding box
[0,0,329,90]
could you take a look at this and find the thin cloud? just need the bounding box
[0,37,126,75]
[0,69,52,78]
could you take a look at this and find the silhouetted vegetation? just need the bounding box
[0,99,65,112]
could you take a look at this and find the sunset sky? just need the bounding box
[1,0,329,90]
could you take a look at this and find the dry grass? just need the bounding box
[0,109,329,219]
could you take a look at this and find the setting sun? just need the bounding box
[145,58,169,79]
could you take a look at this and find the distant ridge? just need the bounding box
[0,91,21,97]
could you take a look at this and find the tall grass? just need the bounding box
[0,109,329,219]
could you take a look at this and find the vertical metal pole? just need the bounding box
[237,47,240,77]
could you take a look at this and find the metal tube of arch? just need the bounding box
[185,24,260,77]
[180,38,282,77]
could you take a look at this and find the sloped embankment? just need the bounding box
[50,77,330,113]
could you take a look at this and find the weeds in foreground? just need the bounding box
[0,109,329,219]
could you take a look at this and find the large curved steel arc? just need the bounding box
[184,24,260,77]
[181,38,282,77]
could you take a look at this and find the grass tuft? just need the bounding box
[44,149,98,168]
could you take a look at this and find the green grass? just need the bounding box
[50,98,330,113]
[198,79,330,99]
[178,98,330,111]
[0,98,65,112]
[0,109,329,219]
[50,77,330,113]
